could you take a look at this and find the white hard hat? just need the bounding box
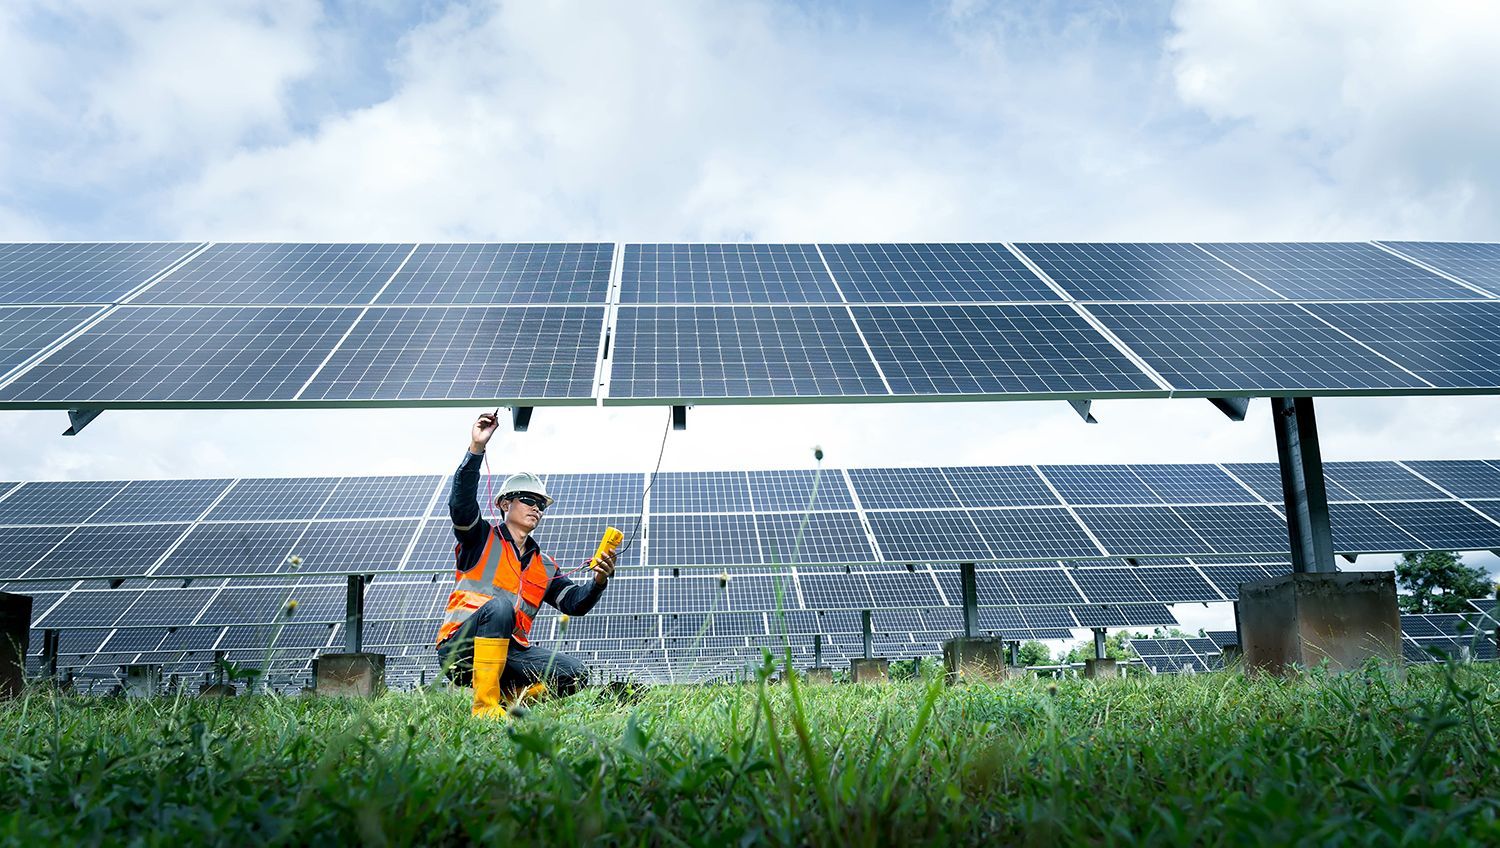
[495,472,553,508]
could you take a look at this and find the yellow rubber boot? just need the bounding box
[471,637,509,719]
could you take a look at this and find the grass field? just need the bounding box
[3,663,1499,846]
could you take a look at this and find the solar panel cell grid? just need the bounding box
[377,243,614,305]
[1127,464,1258,505]
[1306,301,1500,389]
[649,514,761,566]
[0,527,72,579]
[725,575,792,611]
[0,480,128,526]
[0,305,107,379]
[799,573,874,609]
[196,586,295,626]
[865,571,944,608]
[298,305,603,401]
[822,243,1059,303]
[1085,302,1426,393]
[1171,505,1290,555]
[657,576,731,614]
[1070,605,1129,627]
[650,472,752,513]
[1380,242,1500,294]
[88,478,233,524]
[1068,568,1154,604]
[0,242,202,304]
[281,520,419,574]
[1329,503,1424,553]
[539,473,645,516]
[589,577,653,616]
[854,303,1159,396]
[868,510,988,562]
[1369,501,1500,550]
[969,508,1103,559]
[1323,461,1448,502]
[622,244,840,304]
[535,515,645,570]
[1200,242,1475,300]
[319,476,440,519]
[1198,565,1271,599]
[755,512,877,566]
[1000,569,1085,604]
[1135,567,1219,603]
[1402,460,1500,499]
[206,477,340,521]
[1074,506,1208,556]
[1039,465,1160,505]
[940,466,1059,507]
[0,306,362,403]
[1014,242,1279,301]
[23,523,188,580]
[155,522,307,577]
[137,243,414,305]
[117,587,220,627]
[746,469,856,512]
[1220,463,1284,502]
[34,590,143,628]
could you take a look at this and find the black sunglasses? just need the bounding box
[508,494,548,511]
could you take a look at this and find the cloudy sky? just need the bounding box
[2,0,1498,627]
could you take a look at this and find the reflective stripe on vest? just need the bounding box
[435,527,555,647]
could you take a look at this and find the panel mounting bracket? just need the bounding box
[1209,397,1251,421]
[1068,399,1098,424]
[510,406,533,432]
[63,408,103,436]
[672,405,688,430]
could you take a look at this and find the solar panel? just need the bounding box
[853,304,1159,396]
[105,628,168,653]
[1085,302,1426,393]
[206,478,341,521]
[1468,500,1500,524]
[1198,564,1271,599]
[755,513,877,566]
[33,589,143,628]
[746,469,855,512]
[0,305,108,380]
[867,510,987,562]
[1135,567,1219,603]
[1375,242,1500,295]
[847,467,960,510]
[0,242,202,304]
[1171,505,1290,555]
[657,576,731,614]
[1221,463,1284,502]
[940,466,1059,507]
[821,243,1059,303]
[87,478,233,523]
[22,524,188,580]
[297,305,603,401]
[648,514,761,566]
[1074,507,1207,556]
[134,243,414,305]
[196,586,295,626]
[650,472,752,513]
[1018,606,1076,630]
[1068,567,1154,604]
[1127,464,1257,505]
[0,306,361,403]
[158,627,223,652]
[621,244,839,304]
[318,476,440,519]
[155,523,307,577]
[609,305,886,399]
[280,584,349,622]
[1000,569,1085,604]
[376,243,613,305]
[799,573,874,609]
[1329,503,1423,552]
[1014,243,1279,301]
[968,508,1103,559]
[976,605,1024,633]
[1199,242,1475,300]
[0,526,72,579]
[281,520,419,573]
[1070,605,1129,628]
[1402,460,1500,499]
[727,575,792,612]
[590,577,653,616]
[1367,501,1500,550]
[0,480,127,525]
[1305,301,1500,389]
[866,571,944,607]
[539,473,645,516]
[536,515,644,570]
[1323,461,1447,502]
[1039,465,1160,505]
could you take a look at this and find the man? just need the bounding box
[435,409,617,717]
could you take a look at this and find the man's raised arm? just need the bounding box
[450,409,499,541]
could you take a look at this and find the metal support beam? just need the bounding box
[813,633,822,667]
[345,575,365,654]
[672,405,688,430]
[63,408,103,436]
[959,562,978,638]
[43,629,59,679]
[1068,399,1098,424]
[1093,627,1107,660]
[1271,397,1336,573]
[1008,641,1019,666]
[861,610,873,660]
[1208,397,1251,421]
[510,406,533,432]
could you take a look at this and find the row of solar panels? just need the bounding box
[4,460,1500,580]
[3,242,1500,407]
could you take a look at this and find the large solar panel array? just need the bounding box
[5,241,1500,409]
[8,458,1500,685]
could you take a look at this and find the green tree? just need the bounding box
[1395,551,1495,613]
[1061,631,1139,664]
[1016,641,1052,666]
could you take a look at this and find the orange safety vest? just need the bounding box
[435,527,556,648]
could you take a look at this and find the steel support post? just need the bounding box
[345,575,365,654]
[1271,397,1336,573]
[960,562,978,638]
[861,610,873,659]
[813,633,823,667]
[1093,627,1108,660]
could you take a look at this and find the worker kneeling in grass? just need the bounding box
[435,410,617,718]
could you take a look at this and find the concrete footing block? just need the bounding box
[804,667,834,684]
[123,664,161,698]
[849,657,889,684]
[1239,571,1401,676]
[942,637,1007,683]
[0,592,30,700]
[315,653,386,697]
[1083,658,1118,679]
